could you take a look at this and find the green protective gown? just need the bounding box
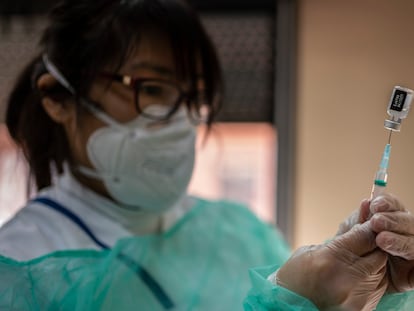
[0,198,413,310]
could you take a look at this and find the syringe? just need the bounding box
[370,143,391,199]
[370,86,413,199]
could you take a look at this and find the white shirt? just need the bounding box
[0,169,193,261]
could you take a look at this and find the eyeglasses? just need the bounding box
[100,72,206,121]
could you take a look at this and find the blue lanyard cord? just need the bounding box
[33,197,110,249]
[117,252,174,309]
[31,197,174,310]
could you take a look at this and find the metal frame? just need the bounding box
[274,0,297,245]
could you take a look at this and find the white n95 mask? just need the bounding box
[78,105,196,212]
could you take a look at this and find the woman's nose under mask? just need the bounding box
[78,105,196,212]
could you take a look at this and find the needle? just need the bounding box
[387,130,392,144]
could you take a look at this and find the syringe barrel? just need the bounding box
[371,183,386,199]
[371,144,391,198]
[374,170,387,186]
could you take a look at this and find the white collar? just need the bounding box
[54,167,194,235]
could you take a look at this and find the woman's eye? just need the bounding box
[141,85,164,96]
[137,81,180,108]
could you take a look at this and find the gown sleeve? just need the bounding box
[242,219,414,311]
[244,264,414,311]
[243,264,319,311]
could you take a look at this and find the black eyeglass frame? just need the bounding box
[99,72,194,121]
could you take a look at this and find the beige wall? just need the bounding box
[295,0,414,247]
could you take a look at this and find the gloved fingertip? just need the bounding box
[361,198,371,206]
[369,214,385,232]
[370,196,387,213]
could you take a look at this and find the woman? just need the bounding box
[0,0,413,310]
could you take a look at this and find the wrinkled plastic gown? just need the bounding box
[243,265,414,311]
[2,198,413,311]
[0,199,292,311]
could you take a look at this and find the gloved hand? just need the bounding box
[336,194,414,293]
[369,194,414,292]
[336,198,371,235]
[276,221,388,311]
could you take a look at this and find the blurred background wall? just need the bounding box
[295,0,414,248]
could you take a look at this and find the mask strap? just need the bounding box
[42,54,127,132]
[42,54,76,95]
[80,99,127,131]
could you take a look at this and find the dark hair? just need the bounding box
[5,0,222,191]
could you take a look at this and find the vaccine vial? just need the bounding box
[384,86,413,131]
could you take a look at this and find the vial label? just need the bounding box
[390,89,407,112]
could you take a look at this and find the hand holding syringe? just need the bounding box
[370,86,413,199]
[337,88,414,294]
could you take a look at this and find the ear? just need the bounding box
[37,73,74,124]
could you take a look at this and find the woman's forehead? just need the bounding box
[121,34,176,74]
[117,34,204,82]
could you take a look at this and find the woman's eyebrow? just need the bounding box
[128,62,175,77]
[127,62,206,86]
